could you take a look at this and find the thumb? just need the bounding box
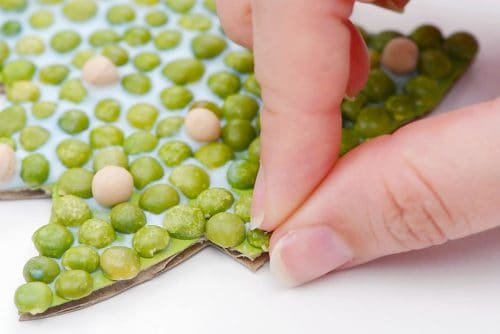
[268,98,500,286]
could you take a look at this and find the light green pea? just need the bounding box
[244,74,261,96]
[29,10,54,29]
[206,212,246,248]
[1,20,21,36]
[93,147,129,171]
[248,137,260,162]
[234,191,252,222]
[21,154,50,187]
[0,0,26,11]
[194,142,234,169]
[133,52,161,72]
[106,4,136,24]
[156,116,184,138]
[222,119,256,151]
[89,125,124,148]
[247,229,270,251]
[165,0,195,12]
[2,59,36,84]
[160,86,193,110]
[127,103,158,130]
[100,246,140,281]
[158,140,192,167]
[208,71,241,98]
[63,0,97,22]
[227,159,259,190]
[0,137,16,150]
[139,184,180,214]
[32,101,57,119]
[6,81,40,102]
[196,188,234,218]
[71,49,95,69]
[94,99,121,122]
[58,109,89,134]
[178,13,212,31]
[59,79,87,103]
[123,26,151,46]
[154,29,182,50]
[50,30,82,53]
[163,204,206,239]
[129,157,164,189]
[223,94,259,120]
[50,194,92,226]
[0,41,9,64]
[190,100,223,118]
[169,164,210,199]
[78,218,116,248]
[122,73,152,95]
[0,105,26,137]
[62,245,100,272]
[203,0,216,13]
[124,131,158,154]
[133,225,171,258]
[135,0,159,4]
[110,202,147,233]
[224,51,254,73]
[57,168,94,198]
[32,223,74,258]
[89,28,121,47]
[15,36,45,55]
[20,126,50,151]
[55,270,93,300]
[191,34,226,59]
[23,256,60,284]
[56,139,91,168]
[39,64,70,85]
[162,58,205,85]
[102,45,129,66]
[145,10,168,26]
[14,282,52,315]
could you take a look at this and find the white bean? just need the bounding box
[185,108,221,142]
[0,143,16,184]
[82,55,119,86]
[92,166,134,207]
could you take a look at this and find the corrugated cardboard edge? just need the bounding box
[211,244,269,272]
[0,188,51,200]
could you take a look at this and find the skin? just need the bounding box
[217,0,500,286]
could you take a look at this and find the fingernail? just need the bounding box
[250,167,265,230]
[344,94,356,101]
[270,225,354,287]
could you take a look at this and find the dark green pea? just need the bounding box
[110,202,147,233]
[55,270,93,300]
[203,0,216,12]
[130,156,164,189]
[227,159,259,190]
[196,188,234,218]
[418,49,452,79]
[163,204,206,239]
[94,99,121,122]
[89,28,121,47]
[59,79,87,103]
[208,71,241,98]
[50,194,92,226]
[23,256,60,283]
[145,10,168,26]
[369,30,402,52]
[0,137,16,150]
[162,58,205,85]
[363,69,396,102]
[71,49,95,69]
[56,139,91,168]
[6,81,40,103]
[158,140,192,167]
[234,191,252,222]
[404,75,440,112]
[63,0,97,22]
[58,109,89,134]
[78,218,116,248]
[178,13,212,31]
[0,105,26,137]
[0,0,26,11]
[39,64,70,85]
[2,59,36,84]
[194,142,234,168]
[139,184,179,214]
[20,126,50,151]
[247,137,260,162]
[154,29,182,50]
[223,94,259,120]
[62,245,99,272]
[89,125,124,149]
[444,32,479,61]
[165,0,195,12]
[156,116,184,138]
[100,246,140,280]
[57,168,94,198]
[93,147,128,171]
[21,154,49,187]
[29,10,54,29]
[1,20,21,36]
[224,51,254,73]
[14,282,52,315]
[340,128,359,156]
[123,26,151,46]
[0,41,9,64]
[32,223,74,258]
[190,100,223,118]
[206,212,245,248]
[243,74,261,97]
[50,30,81,53]
[247,229,270,251]
[191,34,226,59]
[127,103,159,130]
[169,164,210,199]
[15,36,45,55]
[410,25,443,50]
[370,49,380,68]
[341,93,367,121]
[122,73,152,95]
[124,131,158,155]
[133,225,170,258]
[102,45,129,66]
[106,4,136,24]
[160,86,194,110]
[354,105,396,138]
[385,95,418,123]
[222,119,256,151]
[133,52,161,72]
[32,101,57,119]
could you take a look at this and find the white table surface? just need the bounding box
[2,1,500,333]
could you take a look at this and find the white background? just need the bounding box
[2,1,500,333]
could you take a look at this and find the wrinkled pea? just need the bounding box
[93,147,129,171]
[72,49,95,69]
[247,229,270,251]
[62,245,99,272]
[100,246,140,281]
[133,225,170,258]
[134,52,161,72]
[127,103,159,130]
[56,139,91,168]
[106,4,136,24]
[145,10,168,26]
[224,51,254,73]
[194,142,234,168]
[55,270,93,300]
[50,30,81,53]
[23,256,60,283]
[206,212,245,248]
[130,156,164,189]
[208,71,241,98]
[14,282,52,315]
[57,168,94,198]
[191,34,226,59]
[15,35,45,55]
[58,109,89,134]
[123,26,151,46]
[178,13,212,31]
[32,101,57,119]
[163,204,205,239]
[102,45,129,66]
[196,188,234,218]
[160,86,193,110]
[124,131,158,155]
[21,154,49,186]
[156,116,184,138]
[162,58,205,85]
[50,194,91,226]
[223,94,259,120]
[89,28,120,47]
[59,79,87,103]
[40,64,70,85]
[0,105,27,137]
[227,159,259,190]
[63,0,97,22]
[122,73,152,95]
[222,119,256,151]
[94,99,121,122]
[154,29,182,50]
[89,125,124,148]
[32,223,74,258]
[2,59,35,84]
[139,184,179,214]
[158,140,192,167]
[6,81,40,103]
[30,10,54,29]
[20,126,50,151]
[78,218,116,248]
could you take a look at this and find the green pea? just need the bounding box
[190,100,223,118]
[15,35,45,55]
[206,212,245,248]
[203,0,216,12]
[145,10,168,26]
[50,194,92,226]
[133,52,161,72]
[158,140,192,167]
[89,125,124,148]
[29,10,54,29]
[50,30,81,53]
[58,109,89,134]
[222,119,256,151]
[57,168,94,198]
[165,0,195,12]
[160,86,194,110]
[32,223,74,258]
[23,256,60,284]
[169,164,210,198]
[194,142,234,168]
[0,0,26,11]
[102,45,129,66]
[340,128,359,156]
[243,74,261,97]
[127,103,159,130]
[122,73,152,95]
[196,188,234,218]
[95,99,121,122]
[154,29,182,50]
[124,131,158,155]
[0,105,26,137]
[363,69,396,102]
[354,105,396,138]
[40,0,64,3]
[55,270,93,300]
[135,0,159,5]
[370,49,380,68]
[56,139,91,168]
[223,94,259,120]
[93,147,129,171]
[162,58,205,85]
[410,25,443,50]
[178,13,212,31]
[72,49,95,69]
[156,116,184,138]
[123,26,151,46]
[224,51,254,73]
[63,0,97,22]
[62,246,99,272]
[404,75,440,112]
[100,246,140,281]
[385,95,418,123]
[20,126,50,151]
[247,137,260,162]
[1,20,21,36]
[139,184,180,214]
[129,156,164,189]
[110,202,146,234]
[234,191,252,222]
[6,81,40,102]
[418,49,452,79]
[0,41,9,64]
[369,30,402,52]
[21,154,49,187]
[227,159,259,190]
[39,64,70,85]
[444,32,478,61]
[106,4,136,24]
[14,282,52,315]
[163,204,206,239]
[191,34,226,59]
[2,59,36,84]
[341,93,367,121]
[59,79,87,103]
[89,28,121,47]
[208,71,241,98]
[32,101,57,119]
[133,225,171,258]
[78,218,116,248]
[0,137,16,150]
[246,229,270,251]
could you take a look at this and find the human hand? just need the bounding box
[217,0,499,287]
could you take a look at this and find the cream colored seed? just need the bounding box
[82,55,119,86]
[381,37,419,75]
[92,166,134,207]
[0,143,16,184]
[185,107,221,142]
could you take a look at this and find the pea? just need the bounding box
[122,73,152,95]
[154,30,182,50]
[0,105,26,137]
[247,229,270,251]
[222,119,256,151]
[163,204,205,239]
[89,28,120,47]
[55,270,93,300]
[234,191,252,222]
[29,10,54,29]
[385,95,418,123]
[59,79,87,103]
[89,125,124,148]
[418,49,452,79]
[135,0,159,5]
[15,36,45,55]
[102,45,129,66]
[58,109,89,134]
[0,0,26,11]
[56,139,91,168]
[1,20,21,36]
[62,245,99,272]
[223,94,259,120]
[341,93,367,121]
[21,154,50,187]
[169,164,210,198]
[160,86,194,110]
[208,71,241,98]
[156,116,184,138]
[363,69,396,102]
[0,41,9,64]
[2,59,35,84]
[72,49,95,69]
[340,128,359,155]
[39,64,70,85]
[243,74,261,97]
[100,246,140,281]
[410,25,443,50]
[19,126,50,151]
[203,0,216,12]
[57,168,94,198]
[50,194,91,226]
[370,49,380,68]
[32,101,57,119]
[63,0,97,22]
[190,100,223,118]
[123,26,151,46]
[191,34,226,59]
[165,0,195,12]
[94,99,121,122]
[178,13,212,31]
[23,256,60,283]
[0,137,16,150]
[129,156,164,189]
[123,131,158,155]
[50,30,81,53]
[79,218,116,248]
[162,58,205,85]
[145,10,168,26]
[93,147,129,171]
[206,212,245,248]
[404,75,440,112]
[6,81,40,103]
[32,223,74,258]
[196,188,234,218]
[224,51,254,73]
[369,30,402,52]
[354,105,396,138]
[133,52,161,72]
[194,142,234,168]
[158,140,192,167]
[139,184,180,214]
[133,225,171,258]
[227,159,259,190]
[127,103,159,130]
[444,32,478,61]
[106,4,136,24]
[247,137,260,162]
[14,282,52,315]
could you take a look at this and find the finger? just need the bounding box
[345,20,370,97]
[269,98,500,286]
[216,0,253,48]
